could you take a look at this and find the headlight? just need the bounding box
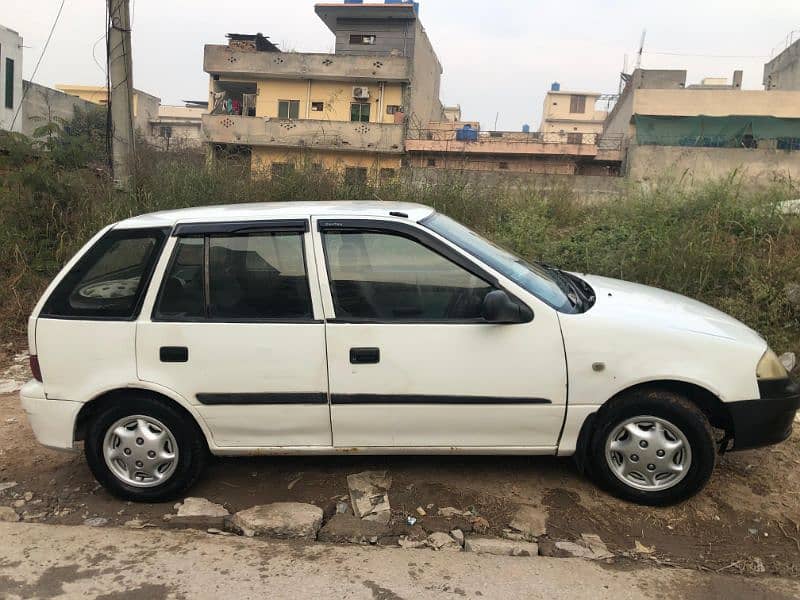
[756,349,788,380]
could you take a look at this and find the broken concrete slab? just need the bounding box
[541,534,613,560]
[508,504,547,539]
[450,529,465,547]
[164,497,230,529]
[317,513,391,544]
[230,503,323,540]
[465,536,538,557]
[0,507,19,522]
[426,532,461,551]
[346,471,391,524]
[437,507,469,518]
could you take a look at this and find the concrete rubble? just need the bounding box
[346,470,392,525]
[230,503,323,540]
[465,536,539,557]
[0,506,19,522]
[541,533,613,560]
[425,531,461,551]
[164,497,230,529]
[508,504,548,539]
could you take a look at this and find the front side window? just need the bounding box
[155,232,312,321]
[5,58,14,109]
[278,100,300,119]
[570,94,586,113]
[42,228,168,319]
[323,230,492,321]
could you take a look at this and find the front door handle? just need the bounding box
[350,347,380,364]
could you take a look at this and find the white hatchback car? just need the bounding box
[21,202,799,505]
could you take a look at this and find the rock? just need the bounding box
[785,283,800,309]
[779,352,796,373]
[124,519,150,529]
[0,482,18,494]
[84,517,108,527]
[634,540,654,554]
[398,536,426,549]
[438,507,468,518]
[347,471,391,523]
[546,534,613,560]
[450,529,465,547]
[416,506,426,516]
[174,497,229,518]
[470,516,490,534]
[318,513,390,544]
[230,503,323,540]
[0,507,19,522]
[508,505,547,539]
[335,501,350,514]
[23,492,33,502]
[464,536,538,557]
[12,500,24,509]
[426,532,460,551]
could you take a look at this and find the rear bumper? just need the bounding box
[20,380,81,452]
[727,378,800,451]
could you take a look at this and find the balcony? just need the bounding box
[203,114,405,154]
[204,46,411,82]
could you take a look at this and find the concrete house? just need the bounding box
[603,68,800,182]
[538,85,609,145]
[764,37,800,90]
[0,24,23,133]
[150,104,206,150]
[202,1,444,181]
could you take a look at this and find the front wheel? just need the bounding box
[587,389,716,506]
[85,394,207,502]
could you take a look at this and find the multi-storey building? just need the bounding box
[202,1,444,181]
[0,24,23,133]
[539,84,609,145]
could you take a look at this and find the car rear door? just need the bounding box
[312,216,567,449]
[136,219,331,448]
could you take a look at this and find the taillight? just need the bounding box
[29,355,42,382]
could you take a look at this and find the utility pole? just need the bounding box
[107,0,135,190]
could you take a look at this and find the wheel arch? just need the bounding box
[74,387,212,450]
[574,379,733,469]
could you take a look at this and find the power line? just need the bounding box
[10,0,67,130]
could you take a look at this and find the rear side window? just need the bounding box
[154,232,313,321]
[41,228,168,319]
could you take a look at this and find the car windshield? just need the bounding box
[422,213,574,312]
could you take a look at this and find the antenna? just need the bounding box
[635,29,647,69]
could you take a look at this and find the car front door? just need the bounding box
[136,219,331,449]
[313,217,567,449]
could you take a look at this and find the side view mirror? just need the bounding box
[481,290,533,324]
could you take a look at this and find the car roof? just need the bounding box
[114,201,435,229]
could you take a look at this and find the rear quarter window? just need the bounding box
[41,228,168,319]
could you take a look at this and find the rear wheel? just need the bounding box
[587,389,716,505]
[85,394,207,502]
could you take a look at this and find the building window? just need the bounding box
[278,100,300,120]
[426,158,437,167]
[344,167,368,186]
[5,58,15,109]
[498,161,509,170]
[350,102,371,123]
[349,34,376,45]
[569,95,586,114]
[386,105,402,114]
[566,132,583,144]
[159,126,173,139]
[271,162,295,178]
[379,168,396,181]
[311,101,324,112]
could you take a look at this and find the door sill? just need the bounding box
[209,445,559,457]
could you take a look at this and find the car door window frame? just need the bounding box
[317,218,532,324]
[151,219,321,324]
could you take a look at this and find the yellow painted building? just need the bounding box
[202,2,445,179]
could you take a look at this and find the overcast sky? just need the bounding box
[5,0,800,130]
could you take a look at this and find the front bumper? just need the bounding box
[20,380,82,452]
[727,378,800,451]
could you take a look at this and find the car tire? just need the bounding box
[587,389,716,506]
[85,394,208,502]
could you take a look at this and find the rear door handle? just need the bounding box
[350,347,380,364]
[160,346,188,363]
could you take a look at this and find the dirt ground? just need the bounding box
[1,349,799,579]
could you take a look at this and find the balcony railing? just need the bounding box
[202,114,405,153]
[204,46,411,82]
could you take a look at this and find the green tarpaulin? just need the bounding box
[634,115,800,149]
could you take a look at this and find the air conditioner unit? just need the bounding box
[352,86,370,99]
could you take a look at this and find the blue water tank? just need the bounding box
[344,0,364,4]
[456,124,478,142]
[384,0,419,14]
[551,81,560,92]
[522,124,530,133]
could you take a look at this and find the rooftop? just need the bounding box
[114,201,435,229]
[314,2,417,33]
